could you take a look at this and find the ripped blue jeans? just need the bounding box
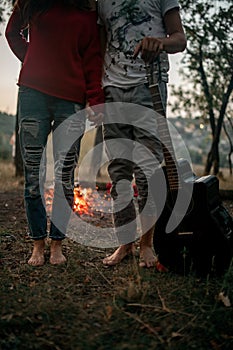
[18,86,85,240]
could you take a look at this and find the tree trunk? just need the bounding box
[223,119,233,175]
[204,136,220,175]
[204,73,233,175]
[204,146,214,175]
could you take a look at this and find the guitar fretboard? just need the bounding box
[146,62,180,191]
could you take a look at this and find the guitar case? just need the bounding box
[150,165,233,276]
[146,56,233,277]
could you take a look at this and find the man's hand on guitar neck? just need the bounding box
[133,37,164,63]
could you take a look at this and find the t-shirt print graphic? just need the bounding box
[107,0,152,58]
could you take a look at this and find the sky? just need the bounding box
[0,19,184,116]
[0,21,20,115]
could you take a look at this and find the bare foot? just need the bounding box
[139,245,157,268]
[50,240,67,265]
[139,246,168,271]
[139,218,168,271]
[103,243,135,266]
[28,239,45,266]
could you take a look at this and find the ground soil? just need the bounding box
[0,162,233,350]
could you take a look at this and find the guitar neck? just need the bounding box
[147,63,180,190]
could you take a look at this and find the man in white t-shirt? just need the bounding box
[98,0,186,268]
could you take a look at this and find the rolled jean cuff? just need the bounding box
[48,236,66,241]
[28,232,48,240]
[48,224,69,240]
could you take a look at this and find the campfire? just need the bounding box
[44,184,112,217]
[44,182,138,218]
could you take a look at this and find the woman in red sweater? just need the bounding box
[5,0,104,266]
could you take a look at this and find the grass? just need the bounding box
[0,160,24,191]
[0,160,233,350]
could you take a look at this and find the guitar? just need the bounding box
[147,55,233,276]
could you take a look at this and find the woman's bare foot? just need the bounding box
[28,239,45,266]
[103,243,135,266]
[50,240,67,265]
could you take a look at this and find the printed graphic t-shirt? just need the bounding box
[98,0,180,88]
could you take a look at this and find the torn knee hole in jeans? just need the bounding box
[20,119,40,138]
[54,150,77,186]
[24,146,44,166]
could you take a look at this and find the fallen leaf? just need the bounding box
[84,275,91,283]
[156,261,168,273]
[29,280,36,288]
[171,332,183,338]
[218,292,231,307]
[105,305,113,320]
[1,314,13,321]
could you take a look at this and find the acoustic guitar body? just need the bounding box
[151,166,233,276]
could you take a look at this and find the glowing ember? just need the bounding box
[73,186,92,216]
[44,188,54,214]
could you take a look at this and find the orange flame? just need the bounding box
[44,188,54,214]
[73,186,91,216]
[44,185,111,217]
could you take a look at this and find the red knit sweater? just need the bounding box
[5,4,104,107]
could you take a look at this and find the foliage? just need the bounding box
[170,0,233,174]
[0,112,15,160]
[171,0,233,119]
[171,116,232,168]
[0,111,15,134]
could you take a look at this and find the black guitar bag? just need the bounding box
[146,57,233,276]
[151,166,233,276]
